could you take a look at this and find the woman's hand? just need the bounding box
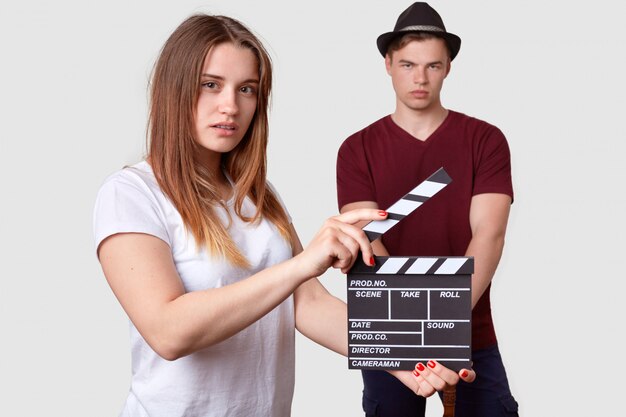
[389,361,476,397]
[293,208,387,278]
[411,360,476,397]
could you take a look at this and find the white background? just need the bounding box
[1,1,625,416]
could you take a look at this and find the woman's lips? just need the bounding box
[211,122,237,136]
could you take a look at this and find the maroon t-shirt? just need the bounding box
[336,110,513,349]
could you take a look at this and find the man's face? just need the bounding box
[385,38,450,113]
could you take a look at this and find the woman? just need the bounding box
[93,14,473,417]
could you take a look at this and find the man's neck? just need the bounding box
[391,105,449,141]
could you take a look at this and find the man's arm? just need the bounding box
[465,193,512,308]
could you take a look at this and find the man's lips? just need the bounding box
[410,90,428,98]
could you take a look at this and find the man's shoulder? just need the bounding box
[347,115,391,139]
[341,115,391,147]
[449,110,502,133]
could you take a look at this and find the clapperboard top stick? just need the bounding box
[362,167,452,242]
[351,166,473,274]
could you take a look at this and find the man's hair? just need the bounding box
[147,14,293,267]
[386,32,452,60]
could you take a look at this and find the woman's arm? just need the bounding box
[98,209,382,361]
[293,232,349,356]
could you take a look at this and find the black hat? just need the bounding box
[376,2,461,60]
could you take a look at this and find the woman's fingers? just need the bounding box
[299,208,387,278]
[326,221,372,269]
[411,369,436,397]
[328,209,387,267]
[411,360,476,397]
[323,231,358,272]
[424,360,475,384]
[412,362,448,394]
[424,360,460,386]
[459,367,476,383]
[334,208,388,226]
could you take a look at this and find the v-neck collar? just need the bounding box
[385,111,454,145]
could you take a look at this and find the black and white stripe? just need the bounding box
[362,167,452,242]
[350,256,474,275]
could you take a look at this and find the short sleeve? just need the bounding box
[473,127,514,202]
[93,171,171,255]
[336,136,376,210]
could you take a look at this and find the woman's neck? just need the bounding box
[195,150,234,202]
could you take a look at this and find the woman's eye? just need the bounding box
[202,81,217,89]
[240,86,256,94]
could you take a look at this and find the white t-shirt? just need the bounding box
[93,161,295,417]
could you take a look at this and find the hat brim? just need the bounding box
[376,30,461,60]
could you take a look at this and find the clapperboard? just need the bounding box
[347,168,473,372]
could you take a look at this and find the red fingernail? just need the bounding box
[417,362,425,371]
[413,369,420,377]
[461,370,468,378]
[427,360,436,369]
[370,256,375,266]
[378,210,387,217]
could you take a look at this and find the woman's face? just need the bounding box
[194,42,259,163]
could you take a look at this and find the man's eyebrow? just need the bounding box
[201,73,259,84]
[396,59,444,66]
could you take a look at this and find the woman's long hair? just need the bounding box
[148,14,293,267]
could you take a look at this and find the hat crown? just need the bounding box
[376,2,461,60]
[394,2,446,32]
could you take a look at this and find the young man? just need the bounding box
[336,3,519,416]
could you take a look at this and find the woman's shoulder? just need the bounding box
[95,160,167,215]
[99,160,158,193]
[93,160,172,251]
